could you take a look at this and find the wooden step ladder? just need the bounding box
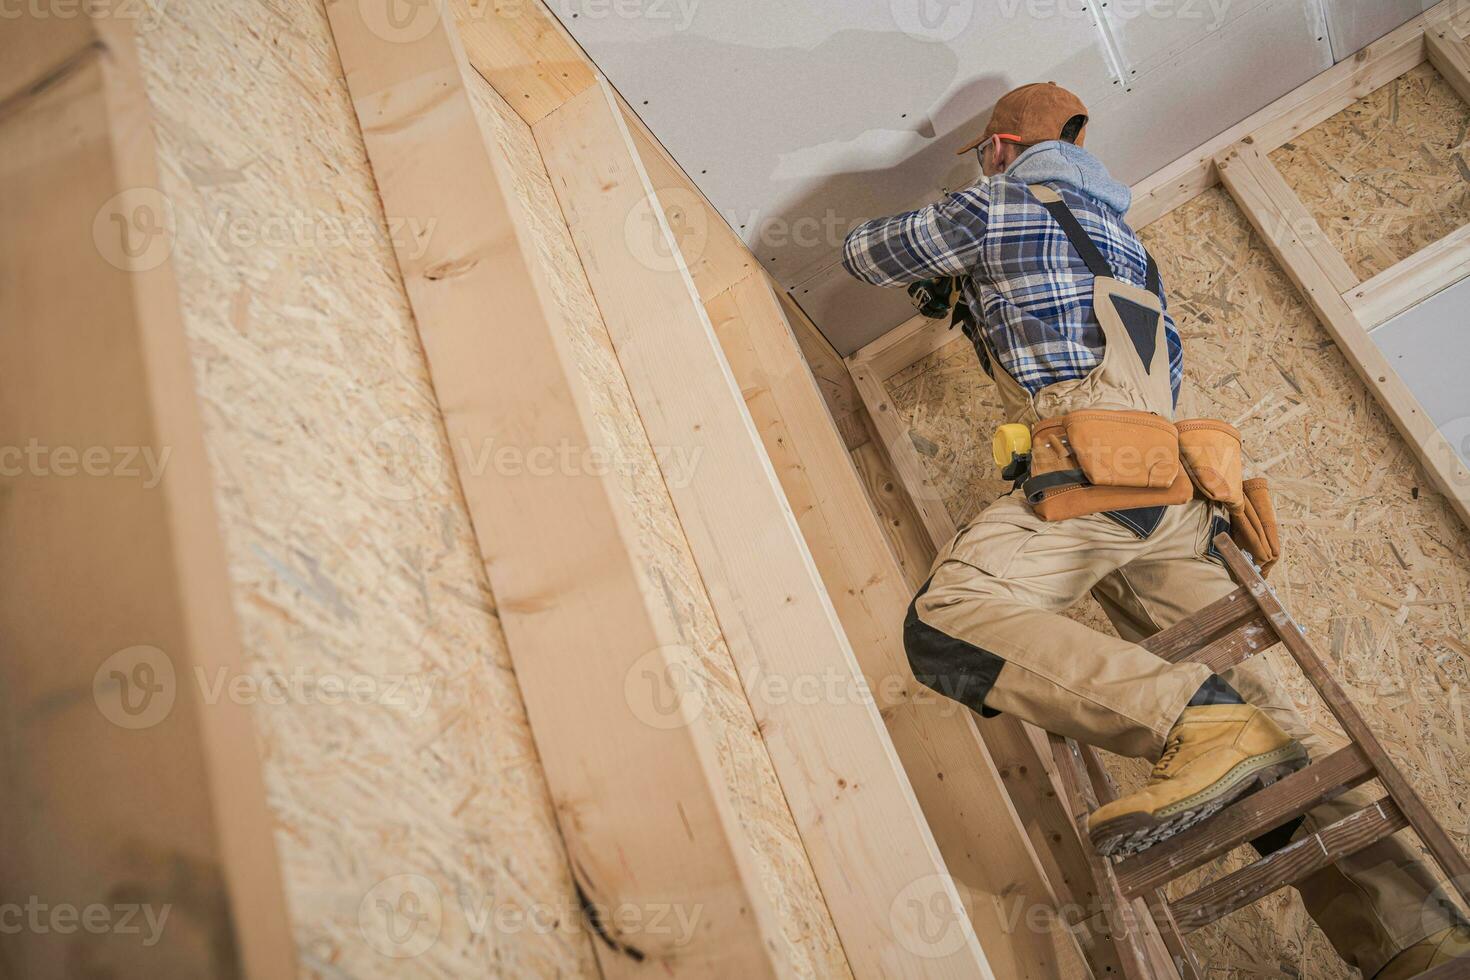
[1048,533,1470,979]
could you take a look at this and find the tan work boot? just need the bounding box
[1088,704,1307,858]
[1373,924,1470,978]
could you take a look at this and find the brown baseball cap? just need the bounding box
[956,82,1089,156]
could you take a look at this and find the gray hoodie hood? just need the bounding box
[1006,141,1132,216]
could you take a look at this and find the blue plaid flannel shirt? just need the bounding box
[842,173,1183,404]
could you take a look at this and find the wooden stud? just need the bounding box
[1215,140,1470,528]
[1428,26,1470,105]
[323,7,795,974]
[534,77,995,977]
[850,361,959,546]
[710,273,1103,979]
[0,12,293,977]
[1346,223,1470,329]
[850,312,964,383]
[850,432,941,585]
[446,0,596,123]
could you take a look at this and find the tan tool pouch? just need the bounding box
[1030,410,1180,489]
[1026,410,1191,521]
[1228,477,1281,575]
[1177,418,1244,508]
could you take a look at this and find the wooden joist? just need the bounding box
[849,361,959,546]
[0,11,292,977]
[531,77,993,976]
[1214,140,1470,528]
[323,8,797,974]
[1346,223,1470,328]
[1427,25,1470,104]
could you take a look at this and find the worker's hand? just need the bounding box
[907,276,958,319]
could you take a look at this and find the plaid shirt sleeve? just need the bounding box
[841,183,991,286]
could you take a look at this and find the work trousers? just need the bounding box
[907,494,1459,976]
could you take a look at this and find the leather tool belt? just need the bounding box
[1021,409,1282,572]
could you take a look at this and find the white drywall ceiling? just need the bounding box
[552,0,1433,354]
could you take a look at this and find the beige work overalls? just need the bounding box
[906,183,1455,974]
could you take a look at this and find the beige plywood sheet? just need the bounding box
[883,187,1470,976]
[466,72,849,980]
[1271,62,1470,281]
[134,3,596,973]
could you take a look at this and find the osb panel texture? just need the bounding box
[1271,61,1470,282]
[465,74,850,978]
[886,188,1470,977]
[135,3,597,975]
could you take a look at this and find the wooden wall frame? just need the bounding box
[324,7,799,975]
[439,1,1195,974]
[532,76,994,976]
[850,0,1470,533]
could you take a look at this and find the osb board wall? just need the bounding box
[134,3,597,974]
[465,74,849,977]
[883,187,1470,975]
[1271,61,1470,281]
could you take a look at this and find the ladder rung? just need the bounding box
[1141,587,1271,664]
[1116,745,1374,898]
[1180,613,1277,673]
[1170,796,1406,932]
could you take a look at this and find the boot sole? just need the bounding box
[1089,742,1309,859]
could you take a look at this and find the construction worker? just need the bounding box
[842,82,1469,978]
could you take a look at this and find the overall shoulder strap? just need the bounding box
[1028,183,1114,280]
[1144,250,1161,297]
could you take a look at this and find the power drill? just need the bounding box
[906,275,991,378]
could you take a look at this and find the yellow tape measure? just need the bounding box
[992,423,1031,468]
